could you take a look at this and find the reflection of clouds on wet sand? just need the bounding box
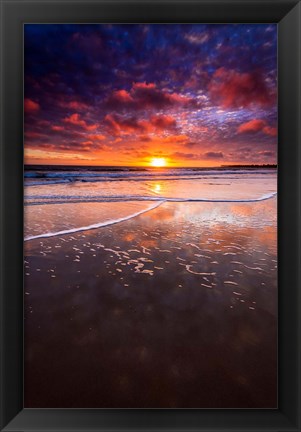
[24,198,277,408]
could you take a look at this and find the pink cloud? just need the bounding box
[238,119,277,136]
[63,113,97,131]
[110,89,134,103]
[131,82,193,108]
[105,114,146,134]
[262,125,277,136]
[24,98,40,113]
[149,115,176,129]
[162,134,189,144]
[209,68,275,108]
[237,119,266,133]
[106,82,194,111]
[105,113,177,135]
[87,134,106,141]
[51,125,64,131]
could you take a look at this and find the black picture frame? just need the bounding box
[0,0,300,430]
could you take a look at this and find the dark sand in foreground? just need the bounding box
[24,199,277,408]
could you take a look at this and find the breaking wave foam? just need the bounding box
[24,192,277,241]
[25,192,277,206]
[24,201,164,241]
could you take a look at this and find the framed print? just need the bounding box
[0,0,300,431]
[23,21,279,410]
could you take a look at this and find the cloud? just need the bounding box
[24,98,40,113]
[237,119,266,133]
[171,151,197,160]
[132,82,193,108]
[63,113,97,131]
[25,136,106,153]
[209,68,275,108]
[51,125,64,131]
[109,89,134,104]
[106,82,194,111]
[259,150,275,157]
[150,115,176,129]
[183,141,198,148]
[25,131,45,139]
[104,114,145,134]
[104,113,177,135]
[58,100,88,110]
[87,134,106,141]
[262,125,277,136]
[184,32,209,45]
[203,151,224,159]
[123,149,152,158]
[238,119,277,136]
[161,135,189,144]
[139,135,152,142]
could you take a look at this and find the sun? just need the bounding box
[150,157,167,168]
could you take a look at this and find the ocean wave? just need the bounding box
[24,168,276,185]
[25,175,274,187]
[25,192,277,206]
[25,179,73,186]
[24,201,164,241]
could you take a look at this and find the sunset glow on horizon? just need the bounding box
[24,24,277,167]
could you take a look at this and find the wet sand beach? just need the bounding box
[24,198,277,408]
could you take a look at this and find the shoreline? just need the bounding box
[24,193,277,242]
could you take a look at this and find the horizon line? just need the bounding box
[24,163,278,168]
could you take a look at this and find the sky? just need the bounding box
[24,24,277,167]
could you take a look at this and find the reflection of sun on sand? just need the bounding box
[151,183,162,194]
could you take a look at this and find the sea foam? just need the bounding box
[24,201,164,241]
